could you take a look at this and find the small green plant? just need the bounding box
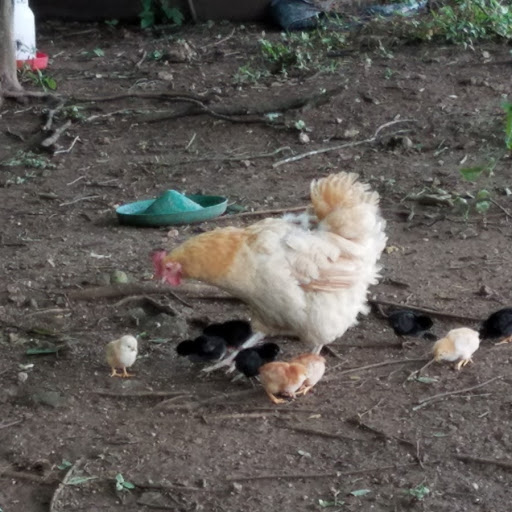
[404,483,430,501]
[140,0,184,29]
[504,101,512,150]
[64,105,87,121]
[402,0,512,47]
[105,19,119,28]
[260,24,345,76]
[318,488,344,508]
[57,460,73,470]
[3,151,56,170]
[234,64,269,84]
[148,49,164,61]
[457,161,495,216]
[80,48,105,59]
[20,67,57,91]
[115,473,135,492]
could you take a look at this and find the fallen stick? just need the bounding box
[135,84,346,124]
[203,412,276,421]
[279,424,362,442]
[0,469,55,484]
[413,376,503,411]
[43,101,66,131]
[347,417,416,449]
[63,282,212,302]
[207,205,307,222]
[70,91,209,103]
[324,358,428,382]
[41,120,72,149]
[112,295,183,314]
[54,136,80,155]
[156,389,261,411]
[139,146,292,167]
[0,419,23,430]
[93,390,191,398]
[226,462,417,482]
[455,454,512,471]
[369,298,483,322]
[273,119,417,167]
[133,480,224,493]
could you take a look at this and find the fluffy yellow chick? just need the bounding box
[258,362,308,404]
[106,335,138,378]
[433,327,480,371]
[290,353,326,395]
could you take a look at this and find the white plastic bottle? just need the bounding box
[13,0,36,61]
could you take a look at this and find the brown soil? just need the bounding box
[1,19,512,512]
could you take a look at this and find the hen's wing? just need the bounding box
[246,218,367,292]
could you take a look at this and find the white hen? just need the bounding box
[153,172,387,370]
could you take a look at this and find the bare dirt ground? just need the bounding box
[1,17,512,512]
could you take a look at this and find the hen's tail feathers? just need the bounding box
[310,172,379,221]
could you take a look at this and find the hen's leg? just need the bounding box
[202,332,266,373]
[312,345,323,355]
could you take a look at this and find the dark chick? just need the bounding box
[479,308,512,344]
[203,320,252,349]
[235,343,281,378]
[176,335,227,362]
[388,309,434,338]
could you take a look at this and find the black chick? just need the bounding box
[176,335,227,362]
[203,320,252,349]
[388,309,434,338]
[235,343,281,378]
[479,308,512,344]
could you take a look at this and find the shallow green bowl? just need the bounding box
[116,194,228,226]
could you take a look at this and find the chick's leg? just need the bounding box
[455,358,473,371]
[202,332,266,373]
[495,335,512,345]
[296,385,313,396]
[110,368,121,377]
[265,389,286,404]
[121,367,135,378]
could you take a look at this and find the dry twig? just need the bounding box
[272,118,417,168]
[456,454,512,471]
[279,423,362,442]
[49,458,84,512]
[227,463,417,482]
[93,390,191,398]
[324,358,428,382]
[40,120,72,149]
[369,298,482,322]
[413,376,503,411]
[0,419,23,430]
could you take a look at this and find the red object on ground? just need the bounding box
[16,51,49,71]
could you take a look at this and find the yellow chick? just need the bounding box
[290,353,326,395]
[433,327,480,371]
[106,335,138,378]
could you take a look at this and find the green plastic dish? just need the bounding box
[116,194,228,226]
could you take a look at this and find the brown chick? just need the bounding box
[290,353,326,395]
[106,335,138,378]
[258,362,308,404]
[433,327,480,371]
